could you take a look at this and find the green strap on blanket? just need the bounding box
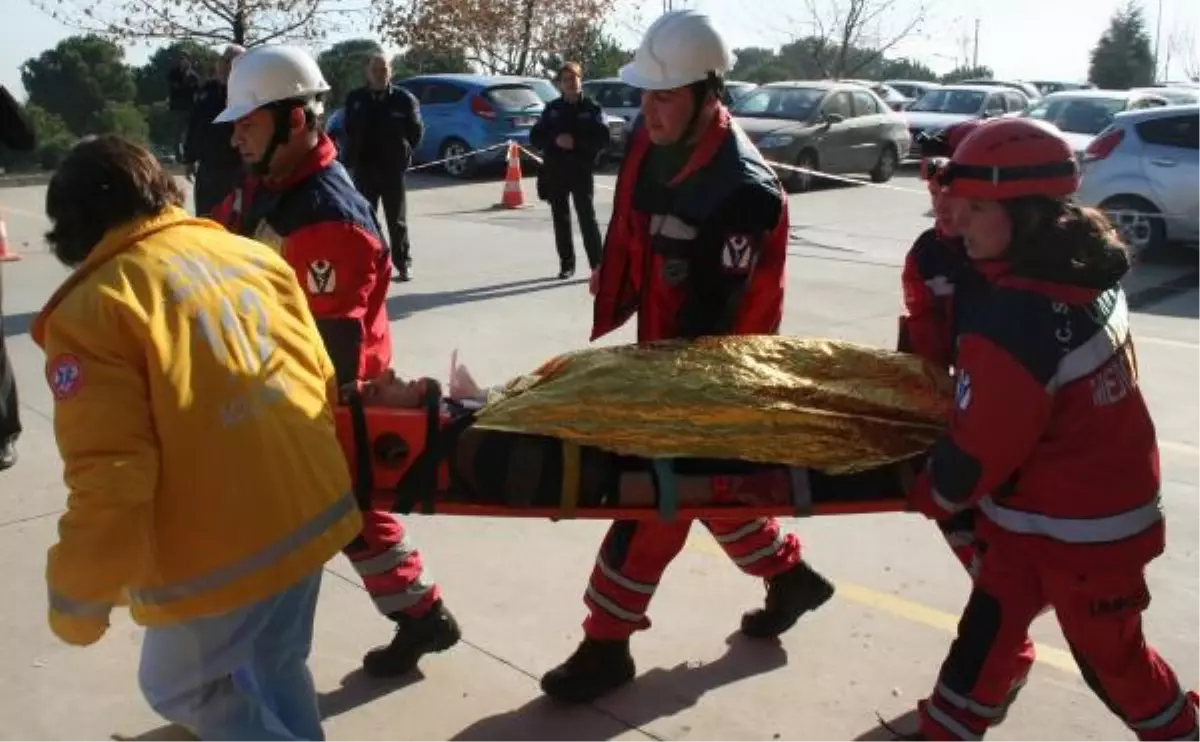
[652,459,679,521]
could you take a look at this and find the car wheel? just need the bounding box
[440,139,475,179]
[1101,195,1167,257]
[787,150,819,194]
[870,145,898,183]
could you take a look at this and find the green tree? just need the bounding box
[136,41,222,106]
[21,35,136,137]
[397,46,471,75]
[318,39,384,111]
[542,29,632,79]
[140,101,180,153]
[941,65,995,83]
[96,101,151,144]
[1089,1,1156,89]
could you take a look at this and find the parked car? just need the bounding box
[1028,80,1095,96]
[383,73,544,178]
[885,79,942,107]
[1077,105,1199,255]
[520,76,627,165]
[903,84,1030,159]
[724,80,759,104]
[1018,89,1170,157]
[843,79,910,111]
[1129,86,1200,106]
[730,80,911,192]
[959,78,1043,102]
[581,77,642,127]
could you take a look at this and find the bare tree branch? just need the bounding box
[791,0,927,79]
[1168,25,1199,81]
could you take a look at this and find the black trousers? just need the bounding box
[193,165,241,218]
[0,267,20,444]
[548,176,602,271]
[357,174,411,272]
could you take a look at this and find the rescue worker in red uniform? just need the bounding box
[210,45,461,680]
[899,117,1198,740]
[541,9,835,704]
[899,120,987,575]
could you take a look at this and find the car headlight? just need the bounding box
[757,134,795,149]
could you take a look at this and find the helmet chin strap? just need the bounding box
[676,72,721,147]
[250,103,300,177]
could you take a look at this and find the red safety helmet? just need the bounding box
[917,119,985,181]
[938,118,1079,200]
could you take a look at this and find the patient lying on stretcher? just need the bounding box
[340,363,918,517]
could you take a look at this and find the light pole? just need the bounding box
[1153,0,1164,82]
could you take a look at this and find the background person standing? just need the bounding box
[183,44,245,217]
[343,53,423,282]
[530,62,609,279]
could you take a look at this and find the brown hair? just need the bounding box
[1005,197,1131,287]
[558,62,583,81]
[45,135,184,268]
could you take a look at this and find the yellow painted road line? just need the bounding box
[685,532,1081,676]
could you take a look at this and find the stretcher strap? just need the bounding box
[790,467,813,517]
[652,459,679,521]
[393,379,444,516]
[560,441,581,518]
[344,387,375,511]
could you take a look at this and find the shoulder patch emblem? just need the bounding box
[306,260,337,295]
[47,353,83,401]
[720,234,756,273]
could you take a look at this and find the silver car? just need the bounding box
[1018,89,1171,158]
[1076,105,1199,254]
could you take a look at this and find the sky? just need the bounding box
[1,0,1198,99]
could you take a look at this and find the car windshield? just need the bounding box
[731,87,825,120]
[526,79,559,104]
[485,85,543,111]
[1022,96,1129,135]
[908,89,986,114]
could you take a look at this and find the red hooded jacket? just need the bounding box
[591,106,789,342]
[212,134,392,384]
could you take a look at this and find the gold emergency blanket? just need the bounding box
[472,336,954,475]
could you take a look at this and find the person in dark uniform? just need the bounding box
[343,53,423,282]
[167,53,201,159]
[0,84,34,471]
[183,44,245,217]
[530,62,610,279]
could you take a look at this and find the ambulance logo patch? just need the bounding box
[955,370,972,411]
[720,234,755,273]
[47,354,83,401]
[306,260,337,295]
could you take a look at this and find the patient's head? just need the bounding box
[357,369,429,408]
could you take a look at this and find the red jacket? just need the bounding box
[592,106,788,342]
[212,135,392,384]
[898,228,978,370]
[907,253,1163,572]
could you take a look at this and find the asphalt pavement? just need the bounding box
[0,165,1196,741]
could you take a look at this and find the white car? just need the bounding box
[902,85,1030,159]
[1018,89,1171,158]
[1076,105,1199,254]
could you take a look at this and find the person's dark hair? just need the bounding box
[558,61,583,81]
[1004,196,1131,287]
[44,135,184,267]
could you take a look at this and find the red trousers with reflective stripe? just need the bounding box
[583,517,801,640]
[921,543,1197,740]
[342,507,440,620]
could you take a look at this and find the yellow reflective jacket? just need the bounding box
[32,207,362,645]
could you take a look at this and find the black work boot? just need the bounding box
[740,561,835,638]
[540,638,636,703]
[362,599,462,678]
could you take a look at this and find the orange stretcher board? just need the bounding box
[333,401,918,521]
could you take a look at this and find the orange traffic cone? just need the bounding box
[497,141,526,209]
[0,210,20,262]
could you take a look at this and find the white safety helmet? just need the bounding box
[619,9,733,91]
[214,44,330,123]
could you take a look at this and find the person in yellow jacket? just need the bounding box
[33,134,362,741]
